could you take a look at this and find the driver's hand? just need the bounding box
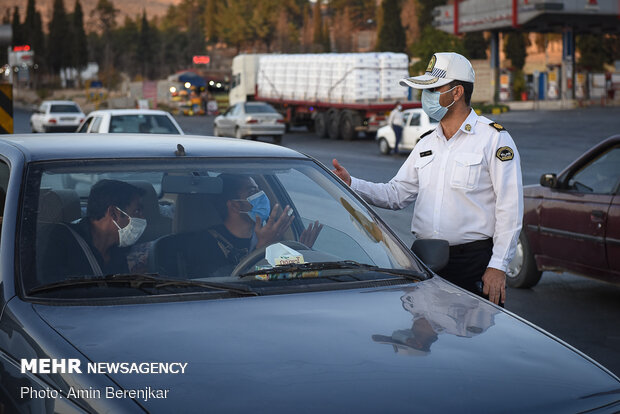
[255,204,294,249]
[300,220,323,247]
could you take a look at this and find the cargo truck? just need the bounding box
[229,53,420,140]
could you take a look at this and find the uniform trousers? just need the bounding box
[436,238,493,299]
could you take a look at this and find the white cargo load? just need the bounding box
[234,53,409,105]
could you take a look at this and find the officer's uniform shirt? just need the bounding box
[351,109,523,272]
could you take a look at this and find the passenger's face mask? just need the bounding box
[237,191,271,223]
[113,207,147,247]
[421,86,457,121]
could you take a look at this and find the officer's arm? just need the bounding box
[351,155,419,210]
[487,130,524,272]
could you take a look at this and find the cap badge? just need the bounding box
[426,55,437,73]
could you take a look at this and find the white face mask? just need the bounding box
[113,207,147,247]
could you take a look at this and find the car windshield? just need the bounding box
[109,114,180,134]
[245,104,277,114]
[20,158,425,299]
[50,104,80,113]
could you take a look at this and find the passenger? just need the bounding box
[39,180,146,282]
[185,174,322,277]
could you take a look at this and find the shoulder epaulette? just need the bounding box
[489,122,506,132]
[420,129,434,139]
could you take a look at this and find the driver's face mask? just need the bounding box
[113,207,147,247]
[234,191,271,223]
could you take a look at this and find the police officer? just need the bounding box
[332,52,523,305]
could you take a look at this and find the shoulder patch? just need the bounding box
[489,122,506,132]
[419,129,434,139]
[496,146,514,161]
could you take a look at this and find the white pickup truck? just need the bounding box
[376,108,438,155]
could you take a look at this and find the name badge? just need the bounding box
[420,150,432,157]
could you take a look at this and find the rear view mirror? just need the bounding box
[540,173,557,188]
[411,239,449,273]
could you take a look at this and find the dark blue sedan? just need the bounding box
[0,134,618,413]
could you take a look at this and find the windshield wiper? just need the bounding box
[239,260,426,280]
[28,273,258,296]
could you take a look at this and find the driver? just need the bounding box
[185,174,322,277]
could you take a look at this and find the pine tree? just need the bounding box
[376,0,406,52]
[11,7,24,46]
[205,0,217,43]
[48,0,69,74]
[463,32,488,60]
[72,0,88,73]
[312,0,324,51]
[138,11,154,79]
[503,32,528,70]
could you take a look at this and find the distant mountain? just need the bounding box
[4,0,180,28]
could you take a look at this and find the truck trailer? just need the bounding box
[229,53,420,140]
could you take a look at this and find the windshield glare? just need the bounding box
[20,158,421,298]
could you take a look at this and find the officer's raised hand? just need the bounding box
[332,159,351,186]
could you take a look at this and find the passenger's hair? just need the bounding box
[87,180,144,220]
[214,174,252,220]
[448,80,474,106]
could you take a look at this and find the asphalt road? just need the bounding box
[11,105,620,376]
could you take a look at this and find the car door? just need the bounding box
[537,144,620,276]
[218,105,237,136]
[402,111,422,149]
[607,194,620,281]
[88,116,104,133]
[32,104,46,131]
[77,117,93,133]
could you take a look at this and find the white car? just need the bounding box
[214,102,285,144]
[77,109,184,134]
[30,100,85,133]
[376,108,438,155]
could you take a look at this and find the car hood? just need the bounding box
[34,278,620,413]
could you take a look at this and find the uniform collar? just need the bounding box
[459,109,479,135]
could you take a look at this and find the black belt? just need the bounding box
[449,238,493,255]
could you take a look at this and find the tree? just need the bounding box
[333,7,354,52]
[91,0,119,87]
[312,0,325,51]
[410,26,465,74]
[138,11,155,79]
[11,7,24,46]
[503,32,528,70]
[416,0,447,30]
[216,0,253,53]
[48,0,70,74]
[376,0,406,52]
[577,34,614,71]
[72,0,88,74]
[204,0,217,43]
[24,0,45,69]
[463,32,488,60]
[251,0,279,52]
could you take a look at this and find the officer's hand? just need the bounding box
[255,204,294,249]
[482,267,506,305]
[332,159,351,186]
[299,220,323,247]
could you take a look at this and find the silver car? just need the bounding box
[214,102,285,143]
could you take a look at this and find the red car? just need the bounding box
[507,135,620,288]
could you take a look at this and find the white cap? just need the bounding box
[400,52,475,90]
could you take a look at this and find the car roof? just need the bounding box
[1,134,305,162]
[42,100,80,105]
[86,109,173,116]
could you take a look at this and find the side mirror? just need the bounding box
[540,173,557,188]
[411,239,449,273]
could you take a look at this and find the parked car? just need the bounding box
[0,134,619,412]
[213,102,285,143]
[77,109,184,134]
[30,100,85,133]
[376,108,438,155]
[507,135,620,288]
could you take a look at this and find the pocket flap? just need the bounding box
[454,152,483,166]
[415,153,434,169]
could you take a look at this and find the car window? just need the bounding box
[245,104,277,114]
[50,104,81,113]
[21,158,423,300]
[77,117,93,133]
[90,117,103,133]
[231,105,242,116]
[0,161,9,242]
[568,145,620,194]
[109,114,180,134]
[402,112,411,126]
[409,113,421,126]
